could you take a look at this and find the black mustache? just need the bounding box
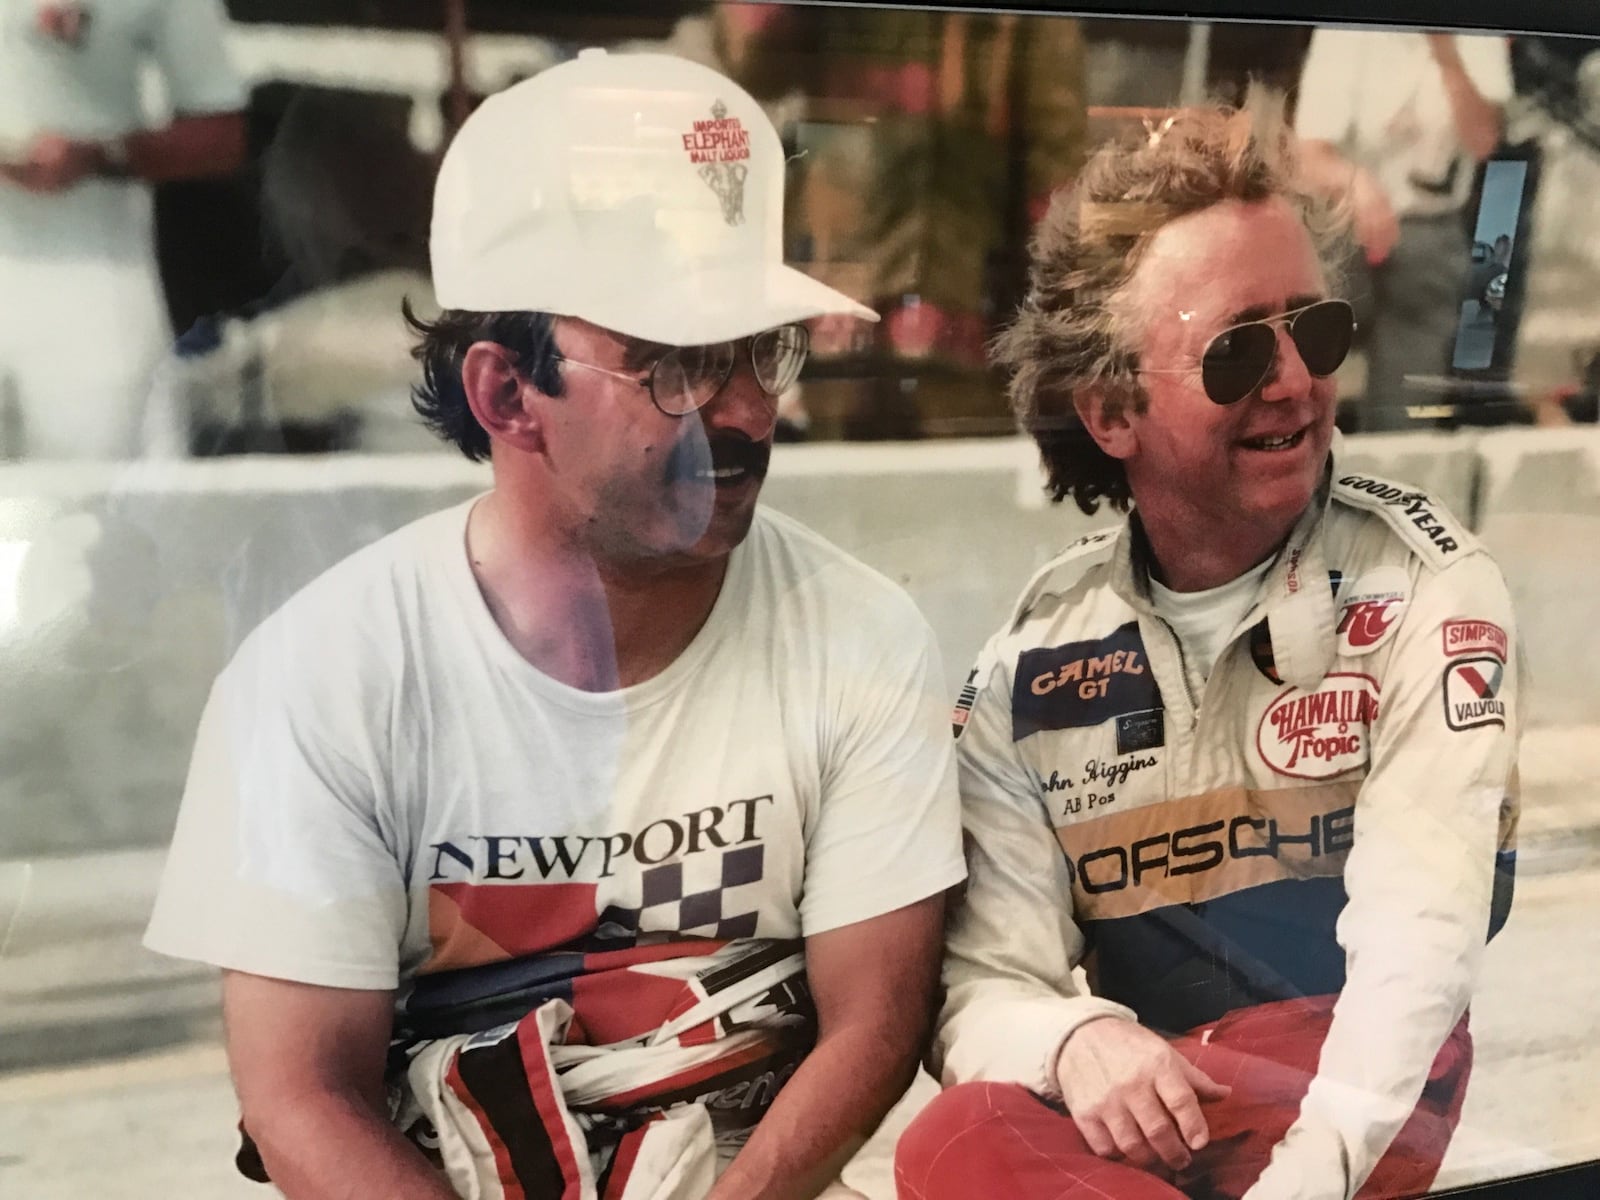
[667,433,771,482]
[710,435,771,478]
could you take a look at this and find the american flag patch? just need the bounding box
[951,667,980,738]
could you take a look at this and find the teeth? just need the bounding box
[1247,431,1300,450]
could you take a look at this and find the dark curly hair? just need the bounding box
[401,300,564,461]
[992,90,1348,515]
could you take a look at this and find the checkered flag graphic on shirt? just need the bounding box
[596,844,765,943]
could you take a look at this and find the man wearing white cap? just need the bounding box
[145,50,965,1200]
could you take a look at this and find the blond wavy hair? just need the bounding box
[994,89,1350,514]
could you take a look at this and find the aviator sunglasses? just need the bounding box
[1141,299,1356,406]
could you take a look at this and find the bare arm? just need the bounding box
[707,894,946,1200]
[1298,138,1399,265]
[223,971,457,1200]
[1,112,244,194]
[1427,34,1503,162]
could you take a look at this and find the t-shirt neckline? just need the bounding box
[435,495,750,713]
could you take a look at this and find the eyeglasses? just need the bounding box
[559,324,810,420]
[1139,299,1356,406]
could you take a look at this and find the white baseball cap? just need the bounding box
[430,48,878,347]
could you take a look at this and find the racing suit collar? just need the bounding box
[1111,453,1339,691]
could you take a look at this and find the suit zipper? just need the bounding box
[1155,615,1201,720]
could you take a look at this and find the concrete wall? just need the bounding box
[1475,429,1600,728]
[0,430,1576,860]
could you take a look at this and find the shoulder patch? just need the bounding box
[1332,472,1477,568]
[1443,618,1508,663]
[951,666,980,739]
[1006,526,1121,632]
[1334,565,1410,656]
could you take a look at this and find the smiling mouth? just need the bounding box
[693,465,757,488]
[1239,428,1307,452]
[670,433,771,491]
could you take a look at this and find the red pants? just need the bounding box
[896,996,1472,1200]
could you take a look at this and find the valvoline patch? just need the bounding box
[1013,622,1162,741]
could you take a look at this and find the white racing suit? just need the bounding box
[935,460,1522,1199]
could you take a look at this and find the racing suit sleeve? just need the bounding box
[930,641,1136,1095]
[1244,552,1522,1200]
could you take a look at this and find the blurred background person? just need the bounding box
[1295,28,1510,431]
[716,4,1088,440]
[172,84,437,458]
[0,0,245,461]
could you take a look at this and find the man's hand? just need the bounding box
[1298,140,1398,266]
[1424,32,1461,68]
[1350,168,1400,266]
[0,133,100,193]
[1055,1016,1232,1173]
[1425,29,1503,161]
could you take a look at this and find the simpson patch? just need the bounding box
[1014,622,1162,741]
[1442,619,1508,663]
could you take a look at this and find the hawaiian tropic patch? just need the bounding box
[1255,672,1380,779]
[1444,657,1507,731]
[1014,622,1161,741]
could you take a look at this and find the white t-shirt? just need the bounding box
[1149,556,1274,696]
[146,500,965,1013]
[1295,29,1512,218]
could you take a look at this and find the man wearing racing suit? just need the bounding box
[894,95,1521,1200]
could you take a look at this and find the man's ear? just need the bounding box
[462,342,546,454]
[1073,385,1138,461]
